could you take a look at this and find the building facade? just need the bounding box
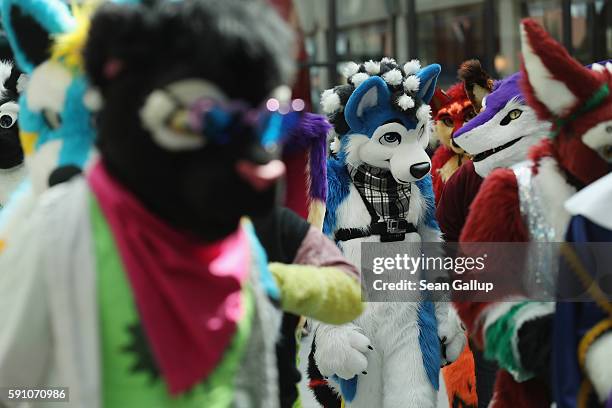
[292,0,611,109]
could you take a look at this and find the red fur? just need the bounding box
[520,18,612,185]
[460,168,528,243]
[456,169,529,346]
[445,82,470,101]
[431,80,474,202]
[431,145,457,204]
[431,88,452,118]
[283,150,310,219]
[521,19,605,119]
[491,370,549,408]
[527,138,554,176]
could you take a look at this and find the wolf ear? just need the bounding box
[416,64,441,104]
[1,0,75,73]
[458,59,493,112]
[520,18,602,120]
[84,3,154,90]
[344,76,391,131]
[430,88,450,118]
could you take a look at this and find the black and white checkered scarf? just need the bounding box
[347,162,411,221]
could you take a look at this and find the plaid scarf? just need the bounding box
[347,162,411,222]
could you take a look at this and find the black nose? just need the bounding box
[410,162,431,179]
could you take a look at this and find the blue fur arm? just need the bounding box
[323,156,351,238]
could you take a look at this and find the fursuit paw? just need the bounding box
[438,307,466,365]
[517,312,552,384]
[314,325,372,380]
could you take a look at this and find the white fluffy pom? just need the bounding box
[321,89,341,114]
[403,59,421,75]
[351,72,370,88]
[592,63,605,73]
[403,75,420,93]
[364,60,381,75]
[397,94,415,111]
[381,57,396,65]
[342,62,360,78]
[382,68,403,86]
[416,104,432,123]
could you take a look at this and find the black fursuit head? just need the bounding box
[84,0,295,241]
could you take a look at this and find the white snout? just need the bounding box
[389,143,431,183]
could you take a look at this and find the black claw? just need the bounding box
[441,336,447,343]
[362,371,367,375]
[367,345,373,350]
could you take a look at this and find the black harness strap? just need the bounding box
[335,182,417,243]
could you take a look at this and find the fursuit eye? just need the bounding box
[380,132,401,146]
[442,118,454,128]
[0,113,16,129]
[500,109,522,126]
[42,109,62,130]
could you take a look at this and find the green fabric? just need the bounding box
[91,196,255,408]
[550,83,609,138]
[483,302,533,382]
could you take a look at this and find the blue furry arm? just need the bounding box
[323,157,351,238]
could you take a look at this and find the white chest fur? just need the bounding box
[315,179,449,408]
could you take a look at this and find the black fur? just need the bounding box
[517,314,552,385]
[48,165,82,186]
[84,0,294,242]
[9,7,51,67]
[307,336,342,408]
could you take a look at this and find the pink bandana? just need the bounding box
[88,160,250,394]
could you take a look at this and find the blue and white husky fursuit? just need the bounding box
[310,59,465,408]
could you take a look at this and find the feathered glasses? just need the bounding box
[166,96,305,149]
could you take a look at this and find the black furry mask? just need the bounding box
[84,0,294,242]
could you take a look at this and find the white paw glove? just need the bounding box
[438,306,467,365]
[314,324,372,380]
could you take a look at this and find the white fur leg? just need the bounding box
[314,323,372,380]
[435,303,466,364]
[381,325,437,408]
[585,331,612,402]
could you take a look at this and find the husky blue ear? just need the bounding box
[416,64,441,104]
[344,76,391,132]
[1,0,75,73]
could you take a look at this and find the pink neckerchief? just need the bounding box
[88,160,249,394]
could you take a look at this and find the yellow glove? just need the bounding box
[269,262,363,325]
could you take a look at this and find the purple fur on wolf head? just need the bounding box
[452,71,551,177]
[453,72,523,139]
